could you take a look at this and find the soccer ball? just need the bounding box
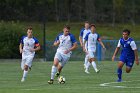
[58,76,66,84]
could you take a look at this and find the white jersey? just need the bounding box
[84,32,100,52]
[79,28,91,43]
[20,36,40,56]
[55,33,77,57]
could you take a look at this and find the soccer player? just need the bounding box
[48,25,77,84]
[19,27,40,82]
[112,29,139,82]
[79,21,91,70]
[83,24,106,74]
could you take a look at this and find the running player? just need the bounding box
[83,24,106,74]
[112,29,139,82]
[48,25,77,84]
[19,27,40,82]
[79,21,91,70]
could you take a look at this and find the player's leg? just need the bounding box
[88,51,99,73]
[21,56,34,82]
[125,59,134,73]
[48,52,61,84]
[117,61,124,82]
[84,54,89,69]
[57,55,70,76]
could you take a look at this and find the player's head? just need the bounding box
[63,25,70,36]
[122,29,130,39]
[84,21,90,29]
[27,26,33,38]
[90,24,96,33]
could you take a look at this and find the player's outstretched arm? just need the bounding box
[134,49,139,65]
[112,47,120,61]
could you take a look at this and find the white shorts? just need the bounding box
[54,52,70,67]
[87,51,95,59]
[21,55,34,70]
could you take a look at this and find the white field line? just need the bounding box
[100,80,140,88]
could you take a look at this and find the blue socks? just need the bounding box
[117,68,122,81]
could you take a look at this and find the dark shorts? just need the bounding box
[120,56,135,68]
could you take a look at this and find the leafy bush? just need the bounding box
[0,21,25,58]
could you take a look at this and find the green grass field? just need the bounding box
[0,60,140,93]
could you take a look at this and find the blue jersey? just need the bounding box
[117,37,137,59]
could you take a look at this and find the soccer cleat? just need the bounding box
[48,79,54,84]
[21,78,25,82]
[55,72,60,77]
[85,69,90,74]
[96,69,100,73]
[117,79,122,82]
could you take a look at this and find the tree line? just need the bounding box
[0,0,140,25]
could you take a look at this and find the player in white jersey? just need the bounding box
[79,21,91,70]
[19,27,40,82]
[83,24,106,74]
[48,25,77,84]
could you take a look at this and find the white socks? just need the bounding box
[91,61,98,72]
[86,62,91,70]
[22,70,28,79]
[51,66,57,80]
[84,55,89,67]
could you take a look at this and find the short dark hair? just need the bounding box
[27,26,32,30]
[64,25,70,30]
[123,29,130,35]
[85,21,90,24]
[90,24,96,28]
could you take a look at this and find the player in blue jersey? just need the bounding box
[79,21,91,71]
[19,27,40,82]
[83,24,106,74]
[112,29,139,82]
[48,25,77,84]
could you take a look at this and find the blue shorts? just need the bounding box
[120,56,135,68]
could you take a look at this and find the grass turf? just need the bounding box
[0,60,140,93]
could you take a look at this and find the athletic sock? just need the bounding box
[117,68,122,80]
[84,56,88,67]
[86,62,90,70]
[91,61,98,72]
[22,70,28,78]
[51,66,57,80]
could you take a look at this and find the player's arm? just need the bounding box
[79,36,83,47]
[112,47,120,61]
[19,43,23,54]
[79,29,84,47]
[53,40,60,46]
[112,40,121,61]
[83,40,87,52]
[130,41,139,65]
[64,42,78,54]
[53,35,60,46]
[134,49,139,65]
[98,40,106,49]
[30,43,40,52]
[69,42,78,51]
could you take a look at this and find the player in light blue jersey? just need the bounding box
[48,25,77,84]
[79,21,91,71]
[112,29,139,82]
[19,27,40,82]
[83,24,106,74]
